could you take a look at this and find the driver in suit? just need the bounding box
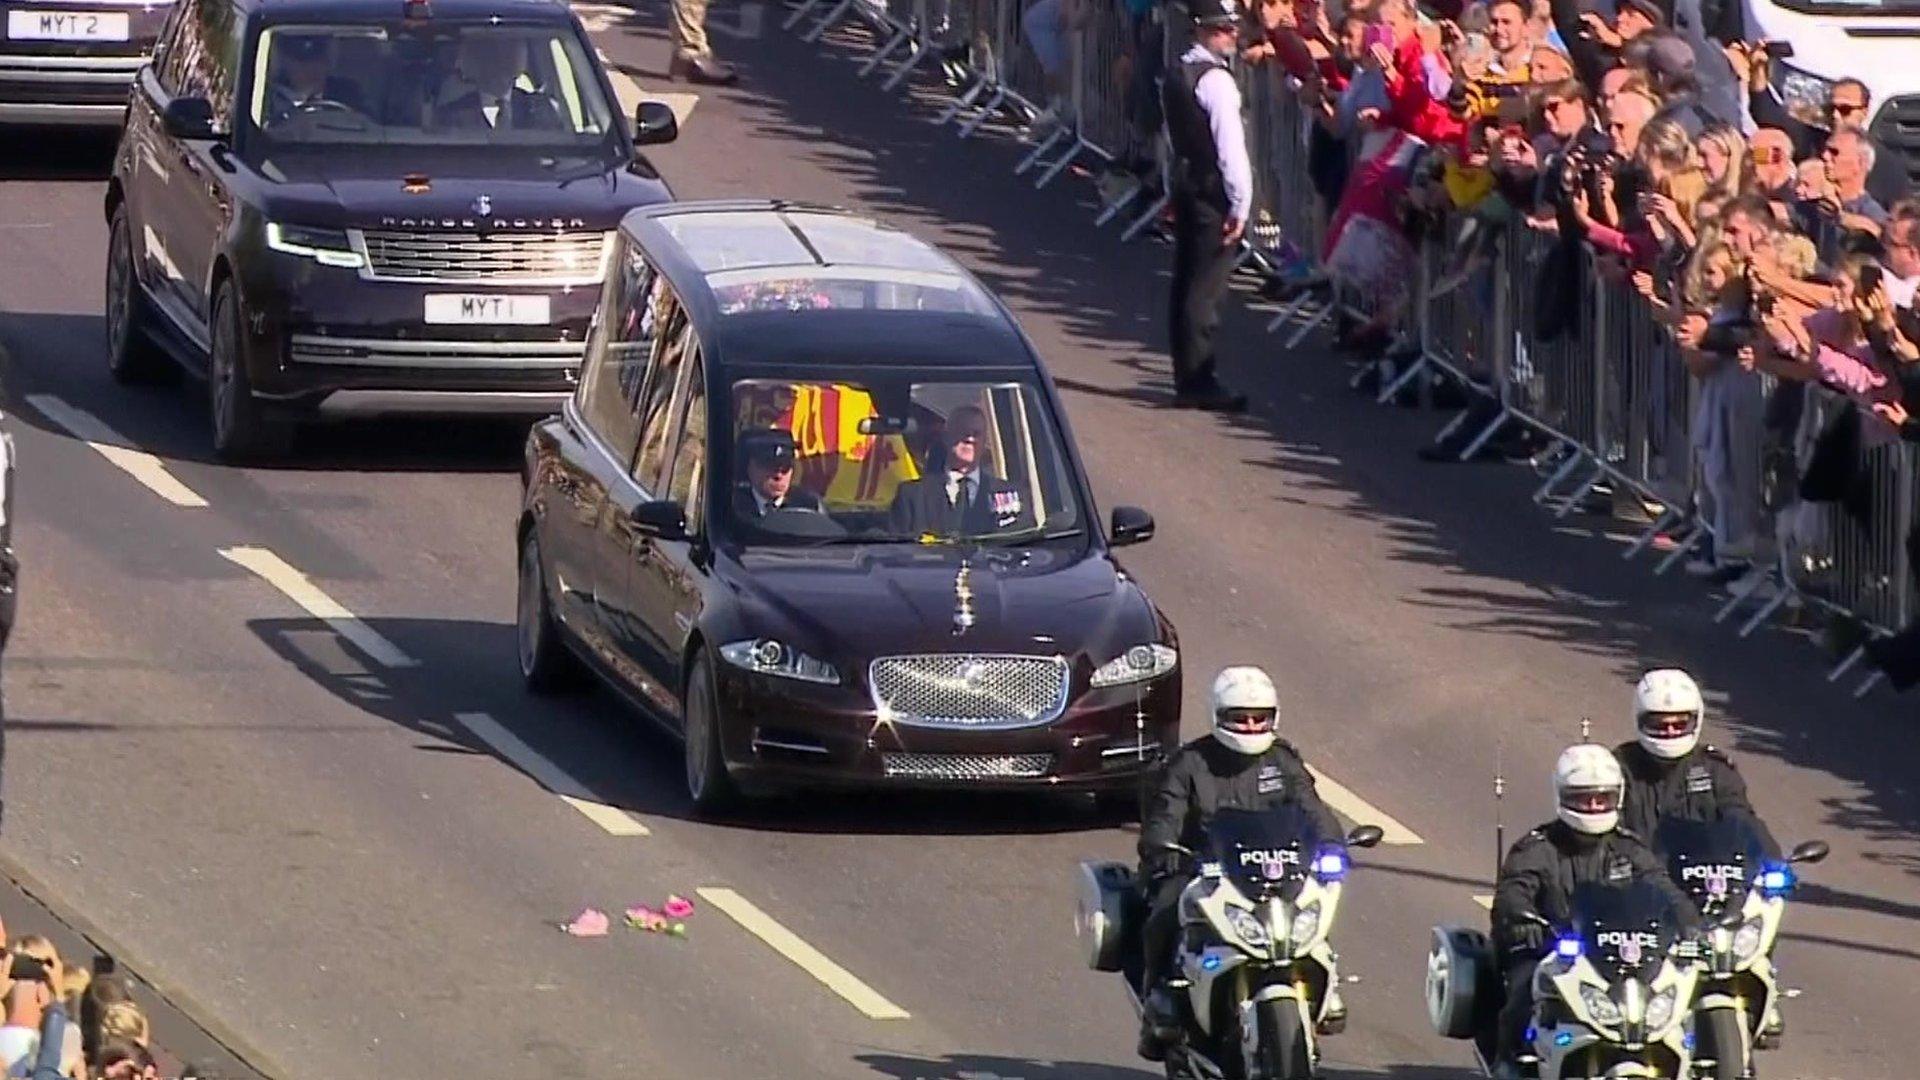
[886,404,1030,537]
[435,34,565,132]
[265,34,364,125]
[731,429,823,522]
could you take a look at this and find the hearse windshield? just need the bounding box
[243,20,617,153]
[726,377,1089,547]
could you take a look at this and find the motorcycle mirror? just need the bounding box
[1346,824,1385,849]
[1787,840,1830,865]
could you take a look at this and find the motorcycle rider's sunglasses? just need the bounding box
[1217,707,1276,732]
[1638,710,1696,738]
[1561,787,1619,814]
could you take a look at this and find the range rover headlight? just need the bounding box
[719,639,840,685]
[1224,906,1270,951]
[1090,644,1177,687]
[266,222,366,269]
[1578,984,1621,1027]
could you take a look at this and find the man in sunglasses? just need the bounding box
[1614,668,1779,860]
[1489,743,1699,1078]
[1739,50,1910,209]
[1133,666,1344,1060]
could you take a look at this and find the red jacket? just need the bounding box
[1383,33,1467,151]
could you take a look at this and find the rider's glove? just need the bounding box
[1506,921,1547,957]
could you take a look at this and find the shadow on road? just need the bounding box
[0,128,117,181]
[245,614,1129,837]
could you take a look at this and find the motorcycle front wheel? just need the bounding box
[1700,1007,1750,1080]
[1240,998,1312,1079]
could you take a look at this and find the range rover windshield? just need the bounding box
[726,377,1088,546]
[244,21,616,151]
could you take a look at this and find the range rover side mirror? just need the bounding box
[631,499,688,540]
[633,101,678,147]
[1109,505,1155,547]
[1346,825,1385,849]
[162,96,218,141]
[1787,839,1830,865]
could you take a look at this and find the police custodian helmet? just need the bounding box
[1192,0,1239,28]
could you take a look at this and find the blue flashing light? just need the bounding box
[1758,866,1794,896]
[1201,954,1223,972]
[1554,936,1582,960]
[1313,851,1348,879]
[1523,1026,1538,1044]
[1683,1031,1696,1051]
[1554,1031,1574,1047]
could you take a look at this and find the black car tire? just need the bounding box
[209,282,291,462]
[683,654,740,816]
[516,532,582,693]
[104,206,172,385]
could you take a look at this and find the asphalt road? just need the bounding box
[2,3,1918,1078]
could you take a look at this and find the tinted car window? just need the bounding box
[666,354,708,534]
[185,1,243,117]
[708,267,996,317]
[656,212,813,273]
[153,0,202,96]
[633,317,695,492]
[241,21,615,150]
[727,377,1087,545]
[575,246,657,461]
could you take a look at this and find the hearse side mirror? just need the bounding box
[1787,840,1829,865]
[1109,505,1155,547]
[162,96,219,141]
[1346,825,1385,849]
[631,499,688,540]
[633,101,678,147]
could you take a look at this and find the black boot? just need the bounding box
[1137,984,1176,1061]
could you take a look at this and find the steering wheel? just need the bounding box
[292,99,356,116]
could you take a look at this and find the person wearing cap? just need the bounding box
[1133,666,1343,1060]
[1159,0,1252,413]
[266,35,363,126]
[731,429,822,521]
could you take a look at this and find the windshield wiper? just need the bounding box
[973,527,1085,545]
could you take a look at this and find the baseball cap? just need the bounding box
[739,428,797,467]
[1639,32,1696,81]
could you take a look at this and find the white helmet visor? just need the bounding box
[1559,785,1619,817]
[1216,707,1276,736]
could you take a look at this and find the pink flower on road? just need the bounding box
[561,908,610,937]
[663,895,695,919]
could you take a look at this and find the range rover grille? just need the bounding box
[354,229,611,285]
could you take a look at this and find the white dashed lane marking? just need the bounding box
[27,394,209,508]
[218,545,420,669]
[455,712,651,836]
[1306,763,1425,846]
[697,887,911,1021]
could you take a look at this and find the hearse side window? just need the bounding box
[633,316,696,493]
[575,247,658,463]
[664,354,708,535]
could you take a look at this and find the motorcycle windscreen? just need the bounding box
[1570,880,1685,984]
[1208,804,1323,901]
[1656,815,1766,918]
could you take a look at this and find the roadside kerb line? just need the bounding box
[26,394,209,508]
[696,887,911,1021]
[454,712,650,836]
[217,545,419,669]
[1304,764,1424,845]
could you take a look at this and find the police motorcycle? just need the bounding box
[1076,804,1385,1079]
[1654,817,1828,1079]
[1429,880,1705,1079]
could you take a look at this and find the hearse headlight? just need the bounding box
[1091,644,1177,688]
[266,222,365,269]
[720,639,840,685]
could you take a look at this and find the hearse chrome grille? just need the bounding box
[352,229,612,285]
[868,654,1070,730]
[881,752,1054,781]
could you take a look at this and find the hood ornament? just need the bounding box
[471,193,493,216]
[951,560,975,636]
[401,173,431,194]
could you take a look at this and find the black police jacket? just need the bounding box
[1137,735,1343,880]
[1491,821,1701,961]
[1614,741,1780,861]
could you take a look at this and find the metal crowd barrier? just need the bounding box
[782,0,1920,696]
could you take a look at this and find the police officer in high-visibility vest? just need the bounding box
[1160,0,1251,413]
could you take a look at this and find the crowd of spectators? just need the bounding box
[1232,0,1920,687]
[0,917,164,1079]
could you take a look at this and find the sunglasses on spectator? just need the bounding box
[1830,102,1866,117]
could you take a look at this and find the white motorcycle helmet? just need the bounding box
[1553,743,1625,836]
[1633,668,1704,760]
[1210,666,1278,756]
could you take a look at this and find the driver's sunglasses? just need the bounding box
[1640,711,1693,734]
[1218,708,1275,730]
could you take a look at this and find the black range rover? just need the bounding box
[2,0,170,127]
[105,0,678,458]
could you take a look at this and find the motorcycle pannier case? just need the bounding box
[1075,860,1139,972]
[1426,924,1497,1040]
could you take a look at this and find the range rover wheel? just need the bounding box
[683,654,740,816]
[208,282,291,462]
[104,205,171,385]
[517,532,582,693]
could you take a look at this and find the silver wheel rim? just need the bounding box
[105,220,130,357]
[516,540,542,677]
[685,675,709,801]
